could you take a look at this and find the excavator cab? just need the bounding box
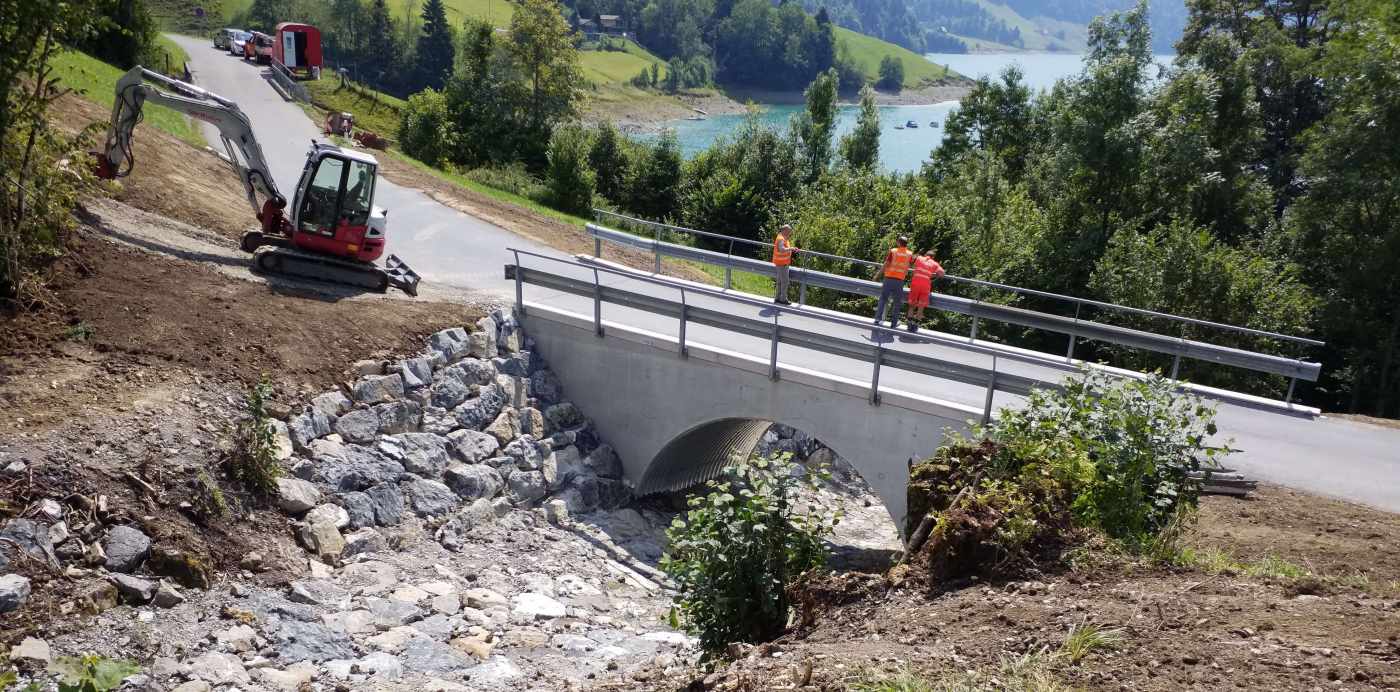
[289,144,387,264]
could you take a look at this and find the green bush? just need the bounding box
[877,55,904,92]
[661,455,840,655]
[464,164,551,204]
[399,88,456,167]
[227,377,281,497]
[50,654,140,692]
[545,125,597,215]
[987,370,1229,546]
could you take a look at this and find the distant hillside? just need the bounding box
[900,0,1186,53]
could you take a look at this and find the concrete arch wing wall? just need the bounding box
[521,305,980,534]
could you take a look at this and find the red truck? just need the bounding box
[273,23,323,79]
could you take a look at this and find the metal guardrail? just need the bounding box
[591,209,1326,349]
[507,250,1074,423]
[586,222,1321,400]
[268,61,310,102]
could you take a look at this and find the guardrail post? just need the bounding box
[511,251,525,316]
[592,268,603,337]
[1285,376,1297,404]
[1170,354,1181,379]
[677,292,688,358]
[725,240,734,290]
[1066,334,1076,361]
[970,315,980,342]
[869,344,882,406]
[798,270,808,306]
[982,356,998,424]
[654,227,662,274]
[593,237,601,257]
[769,317,781,381]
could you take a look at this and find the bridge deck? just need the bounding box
[513,254,1400,513]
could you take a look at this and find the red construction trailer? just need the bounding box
[273,22,322,79]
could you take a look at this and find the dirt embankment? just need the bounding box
[605,485,1400,691]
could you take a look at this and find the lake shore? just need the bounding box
[585,81,973,137]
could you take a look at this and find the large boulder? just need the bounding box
[288,409,334,450]
[436,500,497,552]
[311,442,404,492]
[528,369,563,405]
[483,408,520,447]
[443,465,504,502]
[366,483,404,526]
[584,444,623,479]
[468,317,497,359]
[340,491,376,529]
[333,409,381,445]
[446,429,499,463]
[352,374,405,404]
[374,401,420,435]
[431,378,471,410]
[406,478,459,518]
[296,515,345,561]
[379,433,449,477]
[275,620,356,663]
[544,403,584,431]
[544,446,585,489]
[109,574,157,604]
[518,407,547,438]
[102,525,151,573]
[446,359,497,387]
[0,519,57,567]
[494,309,523,354]
[398,357,434,390]
[452,385,506,431]
[428,328,470,363]
[506,470,547,504]
[0,574,31,613]
[311,391,353,419]
[502,436,544,471]
[277,477,322,514]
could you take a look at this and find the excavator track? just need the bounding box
[252,246,391,293]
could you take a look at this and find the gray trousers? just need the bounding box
[774,264,790,302]
[875,277,904,325]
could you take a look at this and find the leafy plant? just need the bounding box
[227,377,281,496]
[191,469,231,522]
[49,655,140,692]
[1060,620,1125,662]
[660,454,840,655]
[987,370,1231,547]
[64,321,94,342]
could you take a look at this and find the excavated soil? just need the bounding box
[600,485,1400,691]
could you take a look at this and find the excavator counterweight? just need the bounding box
[96,66,420,296]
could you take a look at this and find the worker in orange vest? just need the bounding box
[904,249,945,332]
[771,224,798,305]
[874,235,914,328]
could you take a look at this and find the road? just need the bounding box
[172,37,1400,513]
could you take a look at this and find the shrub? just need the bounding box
[660,455,840,655]
[988,370,1229,546]
[545,125,596,215]
[464,164,551,204]
[50,654,141,692]
[227,377,281,496]
[877,55,904,92]
[399,88,456,167]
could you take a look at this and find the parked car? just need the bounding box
[228,30,251,56]
[244,31,274,64]
[213,28,240,50]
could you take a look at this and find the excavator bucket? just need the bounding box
[385,254,420,297]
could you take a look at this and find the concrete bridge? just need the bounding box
[506,248,1400,534]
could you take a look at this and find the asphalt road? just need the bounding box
[172,36,1400,513]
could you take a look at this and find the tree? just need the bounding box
[794,68,838,182]
[547,125,597,214]
[400,88,456,166]
[629,131,682,220]
[810,7,837,72]
[589,122,630,203]
[248,0,283,32]
[876,55,903,91]
[839,85,880,170]
[74,0,158,69]
[363,0,401,91]
[1288,0,1400,415]
[414,0,456,91]
[927,65,1033,182]
[508,0,584,133]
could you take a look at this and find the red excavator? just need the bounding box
[95,66,420,295]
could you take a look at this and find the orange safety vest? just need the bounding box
[913,256,942,281]
[772,236,793,266]
[884,247,913,279]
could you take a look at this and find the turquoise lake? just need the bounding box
[656,53,1173,174]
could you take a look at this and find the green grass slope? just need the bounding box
[836,27,957,87]
[219,0,514,29]
[51,50,202,146]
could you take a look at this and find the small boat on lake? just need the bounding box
[905,120,919,128]
[894,124,905,130]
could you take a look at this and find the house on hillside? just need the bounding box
[576,13,629,41]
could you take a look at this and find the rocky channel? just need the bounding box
[1,309,898,691]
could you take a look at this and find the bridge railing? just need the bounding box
[585,217,1321,402]
[511,249,1266,423]
[591,208,1325,350]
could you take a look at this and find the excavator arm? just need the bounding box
[96,66,290,233]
